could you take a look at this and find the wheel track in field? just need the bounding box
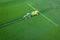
[0,17,24,29]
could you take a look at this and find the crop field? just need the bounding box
[0,0,60,40]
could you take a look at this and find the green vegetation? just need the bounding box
[0,0,60,40]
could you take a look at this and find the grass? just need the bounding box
[0,0,60,40]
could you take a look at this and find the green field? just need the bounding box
[0,0,60,40]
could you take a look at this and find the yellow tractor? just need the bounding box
[23,10,39,19]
